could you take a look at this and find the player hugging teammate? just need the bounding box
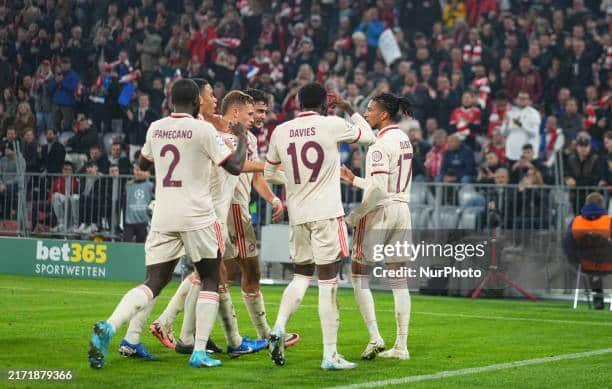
[87,80,413,371]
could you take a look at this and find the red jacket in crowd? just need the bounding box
[49,176,80,202]
[505,68,543,103]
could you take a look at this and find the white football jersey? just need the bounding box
[141,113,232,232]
[210,131,240,223]
[266,111,374,225]
[230,131,259,217]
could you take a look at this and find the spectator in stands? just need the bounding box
[50,161,79,232]
[541,115,565,168]
[477,152,504,184]
[86,144,110,175]
[434,74,459,131]
[438,134,475,183]
[125,94,158,162]
[485,167,516,228]
[108,141,132,175]
[0,142,25,215]
[565,133,608,188]
[32,60,54,135]
[510,144,547,184]
[408,128,430,182]
[14,102,36,138]
[442,0,467,29]
[449,90,481,150]
[40,129,65,174]
[558,98,584,140]
[1,127,19,157]
[123,164,153,243]
[486,91,511,138]
[21,129,40,173]
[482,128,507,165]
[501,91,541,163]
[516,167,548,228]
[424,129,447,181]
[506,55,543,104]
[49,57,79,132]
[76,161,104,235]
[66,115,99,170]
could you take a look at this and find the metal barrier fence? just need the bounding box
[0,172,609,242]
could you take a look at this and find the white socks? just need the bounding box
[125,297,157,344]
[179,282,199,345]
[243,290,271,339]
[391,286,411,350]
[273,273,311,333]
[156,274,195,327]
[194,291,219,352]
[108,284,154,332]
[351,275,382,343]
[218,284,242,348]
[318,277,340,360]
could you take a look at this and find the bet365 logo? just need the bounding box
[36,241,108,264]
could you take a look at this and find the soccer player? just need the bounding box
[264,82,375,370]
[87,79,248,369]
[223,88,298,345]
[150,84,268,357]
[340,93,413,360]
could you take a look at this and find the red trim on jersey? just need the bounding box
[139,285,154,300]
[296,111,317,117]
[213,221,225,254]
[170,113,194,119]
[231,204,247,259]
[377,125,399,138]
[265,157,281,165]
[356,216,367,258]
[371,170,390,175]
[318,277,339,285]
[337,217,349,257]
[350,127,362,144]
[198,291,220,301]
[217,150,234,166]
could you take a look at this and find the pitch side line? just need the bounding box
[2,286,611,327]
[327,348,612,389]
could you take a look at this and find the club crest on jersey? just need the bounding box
[372,150,383,162]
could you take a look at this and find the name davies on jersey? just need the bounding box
[34,240,108,278]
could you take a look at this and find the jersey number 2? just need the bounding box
[161,144,182,187]
[287,141,324,184]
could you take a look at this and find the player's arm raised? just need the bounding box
[329,95,376,146]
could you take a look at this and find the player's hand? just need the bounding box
[340,165,355,185]
[328,92,354,114]
[271,197,284,222]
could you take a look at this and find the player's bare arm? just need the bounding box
[221,122,248,176]
[252,172,284,222]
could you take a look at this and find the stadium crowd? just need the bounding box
[0,0,611,235]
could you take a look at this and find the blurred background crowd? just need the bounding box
[0,0,611,237]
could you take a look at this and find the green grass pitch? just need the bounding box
[1,274,611,388]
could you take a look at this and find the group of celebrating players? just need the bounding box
[87,78,414,371]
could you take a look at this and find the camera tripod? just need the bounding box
[471,227,538,302]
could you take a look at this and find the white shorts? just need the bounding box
[352,202,412,264]
[224,204,258,260]
[145,222,225,265]
[290,217,349,266]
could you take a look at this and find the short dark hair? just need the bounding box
[63,161,74,168]
[171,79,200,107]
[298,82,327,110]
[604,131,612,140]
[191,78,210,94]
[244,88,267,105]
[522,144,533,150]
[372,93,412,119]
[85,161,97,169]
